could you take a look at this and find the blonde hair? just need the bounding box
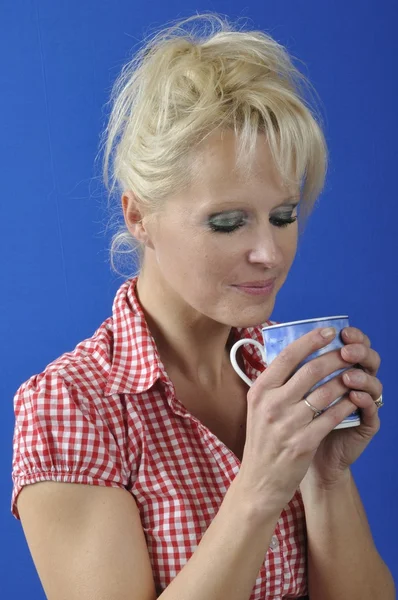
[99,12,328,277]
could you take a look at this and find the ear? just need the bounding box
[121,190,155,250]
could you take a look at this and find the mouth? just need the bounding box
[231,279,276,296]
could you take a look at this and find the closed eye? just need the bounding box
[208,211,248,233]
[270,215,297,229]
[208,212,297,234]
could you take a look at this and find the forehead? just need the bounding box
[183,130,298,209]
[192,130,297,196]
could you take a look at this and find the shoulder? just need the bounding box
[11,316,138,519]
[12,314,139,453]
[15,316,115,406]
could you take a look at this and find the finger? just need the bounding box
[340,344,381,376]
[348,390,381,431]
[283,347,352,407]
[341,327,371,347]
[304,394,359,436]
[252,327,338,393]
[342,369,383,400]
[298,371,350,423]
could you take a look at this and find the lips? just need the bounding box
[231,278,277,296]
[235,279,276,287]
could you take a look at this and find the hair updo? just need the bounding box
[99,13,328,277]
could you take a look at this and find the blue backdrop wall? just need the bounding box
[1,1,397,596]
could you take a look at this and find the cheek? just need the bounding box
[168,236,233,286]
[191,237,240,276]
[154,229,209,273]
[277,227,298,262]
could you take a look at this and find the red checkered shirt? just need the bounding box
[11,276,308,599]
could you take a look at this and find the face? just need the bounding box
[136,130,299,328]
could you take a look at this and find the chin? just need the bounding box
[229,304,275,329]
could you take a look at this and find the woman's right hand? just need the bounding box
[236,327,357,514]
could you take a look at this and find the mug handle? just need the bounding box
[229,339,267,387]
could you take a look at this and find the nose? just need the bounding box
[247,227,285,267]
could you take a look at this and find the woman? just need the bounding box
[11,13,394,600]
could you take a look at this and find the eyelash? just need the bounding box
[209,216,297,234]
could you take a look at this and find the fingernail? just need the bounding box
[321,327,336,339]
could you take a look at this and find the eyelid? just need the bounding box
[271,202,299,213]
[209,209,246,219]
[208,211,247,227]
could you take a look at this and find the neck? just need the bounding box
[135,270,237,389]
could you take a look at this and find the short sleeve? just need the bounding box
[11,368,129,520]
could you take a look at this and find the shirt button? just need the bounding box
[270,535,279,550]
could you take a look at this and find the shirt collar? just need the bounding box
[104,276,272,397]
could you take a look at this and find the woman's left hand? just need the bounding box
[301,326,383,490]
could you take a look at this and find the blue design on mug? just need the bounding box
[262,316,360,429]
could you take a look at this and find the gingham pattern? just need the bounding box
[11,277,307,599]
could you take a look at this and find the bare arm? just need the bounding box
[17,481,158,600]
[300,470,395,600]
[158,474,281,600]
[17,475,281,600]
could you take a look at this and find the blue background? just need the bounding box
[1,1,397,596]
